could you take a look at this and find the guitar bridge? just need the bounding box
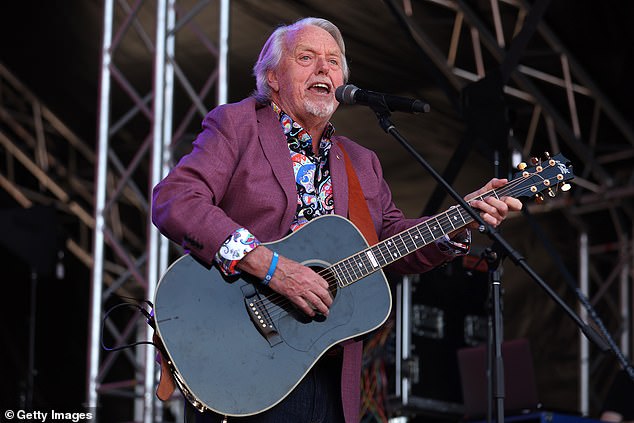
[242,284,282,347]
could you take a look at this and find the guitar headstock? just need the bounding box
[508,152,574,202]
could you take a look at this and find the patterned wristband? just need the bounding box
[262,252,279,286]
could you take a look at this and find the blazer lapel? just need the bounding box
[330,139,349,219]
[256,104,297,224]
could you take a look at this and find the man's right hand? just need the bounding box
[237,246,333,317]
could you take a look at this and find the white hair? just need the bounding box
[252,17,350,102]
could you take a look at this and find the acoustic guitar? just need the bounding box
[153,153,573,416]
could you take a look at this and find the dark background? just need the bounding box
[1,0,632,419]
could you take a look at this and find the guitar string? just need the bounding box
[250,166,559,322]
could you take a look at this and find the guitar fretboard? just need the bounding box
[330,201,477,287]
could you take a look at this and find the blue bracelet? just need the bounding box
[262,251,279,286]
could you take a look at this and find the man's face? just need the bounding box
[267,25,345,128]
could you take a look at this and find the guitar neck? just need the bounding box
[329,151,575,287]
[331,196,481,287]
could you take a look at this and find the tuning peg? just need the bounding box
[547,187,556,198]
[561,183,572,192]
[535,193,545,204]
[530,157,540,165]
[517,162,527,171]
[544,151,551,159]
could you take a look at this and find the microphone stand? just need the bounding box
[367,103,611,423]
[483,241,506,423]
[486,148,508,423]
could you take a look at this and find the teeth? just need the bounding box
[311,83,329,90]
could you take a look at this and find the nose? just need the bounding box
[315,56,329,74]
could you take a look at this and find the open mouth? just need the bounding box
[308,83,331,95]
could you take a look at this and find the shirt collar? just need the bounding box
[270,101,335,141]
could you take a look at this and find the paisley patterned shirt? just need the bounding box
[272,101,335,232]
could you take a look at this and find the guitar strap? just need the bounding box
[339,144,379,245]
[339,143,379,423]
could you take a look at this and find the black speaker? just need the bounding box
[388,254,490,420]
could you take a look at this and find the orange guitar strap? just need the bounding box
[338,144,379,423]
[339,145,379,246]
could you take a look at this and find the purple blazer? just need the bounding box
[152,97,452,422]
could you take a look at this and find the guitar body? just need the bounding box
[154,215,392,416]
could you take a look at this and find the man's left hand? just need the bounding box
[464,178,523,229]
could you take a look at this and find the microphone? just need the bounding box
[335,84,430,114]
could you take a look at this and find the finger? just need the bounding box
[490,178,508,189]
[486,197,509,217]
[315,283,334,308]
[480,212,501,227]
[295,298,317,317]
[314,275,330,291]
[502,196,523,212]
[471,198,504,219]
[475,200,506,227]
[304,291,330,316]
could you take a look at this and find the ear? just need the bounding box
[267,69,279,92]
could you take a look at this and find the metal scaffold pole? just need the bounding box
[88,1,230,420]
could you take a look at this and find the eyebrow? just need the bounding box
[294,44,342,57]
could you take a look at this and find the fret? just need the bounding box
[351,254,364,276]
[370,242,387,267]
[427,217,446,239]
[448,208,462,227]
[353,253,371,277]
[331,265,344,287]
[345,257,360,281]
[385,238,402,261]
[445,210,456,230]
[407,229,425,248]
[340,252,370,285]
[406,229,418,250]
[371,244,388,267]
[365,249,380,269]
[333,265,347,288]
[455,206,467,225]
[336,262,351,286]
[414,224,432,245]
[345,258,357,280]
[396,234,409,255]
[440,214,454,234]
[418,225,432,245]
[423,220,433,241]
[410,228,420,245]
[397,233,411,254]
[339,261,354,285]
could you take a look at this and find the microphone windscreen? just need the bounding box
[335,84,358,104]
